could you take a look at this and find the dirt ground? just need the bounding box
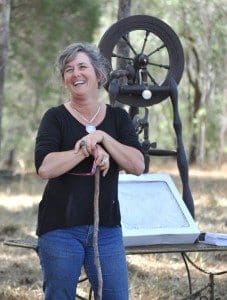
[0,163,226,299]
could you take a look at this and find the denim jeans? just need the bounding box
[38,225,129,300]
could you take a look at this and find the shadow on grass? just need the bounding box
[0,173,46,196]
[1,171,227,196]
[0,204,38,242]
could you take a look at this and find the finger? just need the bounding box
[75,139,85,153]
[74,141,81,153]
[102,164,109,177]
[88,141,97,154]
[96,155,105,166]
[80,140,86,147]
[81,147,89,157]
[100,158,110,177]
[98,156,109,166]
[81,138,94,155]
[99,160,109,169]
[102,156,109,165]
[75,139,89,156]
[80,141,90,157]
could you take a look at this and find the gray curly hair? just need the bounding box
[56,42,110,88]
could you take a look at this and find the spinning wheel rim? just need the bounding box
[99,15,184,106]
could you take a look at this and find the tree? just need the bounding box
[0,0,10,156]
[179,1,227,164]
[117,0,131,20]
[1,0,101,169]
[109,0,131,108]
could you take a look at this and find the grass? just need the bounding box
[0,164,226,300]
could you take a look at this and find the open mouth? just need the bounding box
[73,80,85,87]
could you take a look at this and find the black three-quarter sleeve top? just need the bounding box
[35,104,143,236]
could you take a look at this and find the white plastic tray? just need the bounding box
[118,173,200,246]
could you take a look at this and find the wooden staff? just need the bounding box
[93,166,103,299]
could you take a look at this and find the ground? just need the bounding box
[0,162,226,299]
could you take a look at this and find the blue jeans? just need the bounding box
[38,225,129,300]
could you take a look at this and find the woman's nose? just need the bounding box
[73,68,80,76]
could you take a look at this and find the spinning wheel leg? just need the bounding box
[170,78,195,217]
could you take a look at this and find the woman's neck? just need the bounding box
[69,92,99,111]
[70,99,100,114]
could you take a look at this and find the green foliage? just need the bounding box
[2,0,101,169]
[9,0,101,93]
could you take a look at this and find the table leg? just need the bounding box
[181,252,227,300]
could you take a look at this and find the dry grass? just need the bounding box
[0,164,227,300]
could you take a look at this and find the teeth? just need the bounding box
[74,80,84,86]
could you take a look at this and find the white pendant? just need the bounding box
[86,124,96,133]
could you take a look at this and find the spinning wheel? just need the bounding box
[99,15,184,107]
[99,15,195,217]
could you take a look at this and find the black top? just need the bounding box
[35,104,143,236]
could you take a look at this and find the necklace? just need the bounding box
[70,102,101,133]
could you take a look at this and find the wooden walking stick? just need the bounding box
[76,141,103,299]
[93,166,103,300]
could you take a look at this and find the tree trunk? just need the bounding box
[0,0,10,156]
[185,46,202,164]
[188,83,202,164]
[218,103,227,166]
[117,0,131,73]
[113,0,131,108]
[117,0,131,20]
[198,121,206,165]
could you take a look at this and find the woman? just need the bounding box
[35,42,145,300]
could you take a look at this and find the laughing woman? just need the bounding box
[35,42,145,300]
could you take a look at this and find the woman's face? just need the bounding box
[63,52,99,99]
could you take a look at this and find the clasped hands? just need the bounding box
[74,130,109,177]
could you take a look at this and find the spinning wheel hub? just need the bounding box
[134,54,149,68]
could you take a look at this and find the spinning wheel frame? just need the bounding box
[99,15,195,216]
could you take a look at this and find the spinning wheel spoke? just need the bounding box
[148,62,170,70]
[141,30,150,54]
[122,35,138,55]
[147,44,166,57]
[112,52,134,61]
[147,72,158,85]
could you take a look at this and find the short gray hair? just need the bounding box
[56,42,110,88]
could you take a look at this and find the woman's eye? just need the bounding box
[65,68,73,73]
[80,65,87,70]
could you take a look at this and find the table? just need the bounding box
[4,238,227,300]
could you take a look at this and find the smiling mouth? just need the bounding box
[73,80,85,86]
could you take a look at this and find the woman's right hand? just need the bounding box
[94,144,110,177]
